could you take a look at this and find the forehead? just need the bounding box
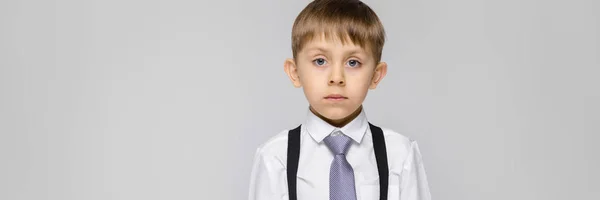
[299,33,371,55]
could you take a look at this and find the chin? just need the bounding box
[316,107,353,120]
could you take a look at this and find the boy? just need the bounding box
[248,0,431,199]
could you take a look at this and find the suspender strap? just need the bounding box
[369,123,389,200]
[286,123,389,200]
[286,125,302,200]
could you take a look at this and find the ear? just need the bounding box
[284,58,302,88]
[369,61,387,89]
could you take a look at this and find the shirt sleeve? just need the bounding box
[248,147,288,200]
[399,141,432,200]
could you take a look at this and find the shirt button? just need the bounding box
[331,130,342,136]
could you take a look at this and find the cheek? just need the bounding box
[299,68,326,86]
[346,75,373,98]
[347,71,374,87]
[298,72,324,100]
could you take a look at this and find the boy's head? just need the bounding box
[284,0,388,124]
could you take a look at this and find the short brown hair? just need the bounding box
[291,0,386,63]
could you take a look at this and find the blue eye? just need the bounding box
[313,58,327,66]
[347,59,361,68]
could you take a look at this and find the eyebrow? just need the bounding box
[305,47,330,54]
[304,47,366,56]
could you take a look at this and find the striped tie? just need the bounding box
[323,132,357,200]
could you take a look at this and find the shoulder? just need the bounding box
[375,126,421,163]
[374,126,415,149]
[254,129,291,162]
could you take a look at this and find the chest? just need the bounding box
[295,146,401,200]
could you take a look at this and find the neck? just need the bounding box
[310,105,363,128]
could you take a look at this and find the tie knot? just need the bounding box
[323,132,353,155]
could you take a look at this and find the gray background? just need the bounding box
[1,0,598,199]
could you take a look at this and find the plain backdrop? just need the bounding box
[1,0,598,199]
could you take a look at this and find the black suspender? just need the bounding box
[370,122,389,200]
[287,125,302,200]
[286,123,389,200]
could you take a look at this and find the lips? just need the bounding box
[325,94,348,100]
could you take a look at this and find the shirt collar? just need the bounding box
[304,107,369,144]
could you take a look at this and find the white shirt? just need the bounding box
[248,108,431,200]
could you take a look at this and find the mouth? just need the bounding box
[324,94,348,101]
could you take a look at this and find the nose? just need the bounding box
[328,64,345,86]
[329,79,344,85]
